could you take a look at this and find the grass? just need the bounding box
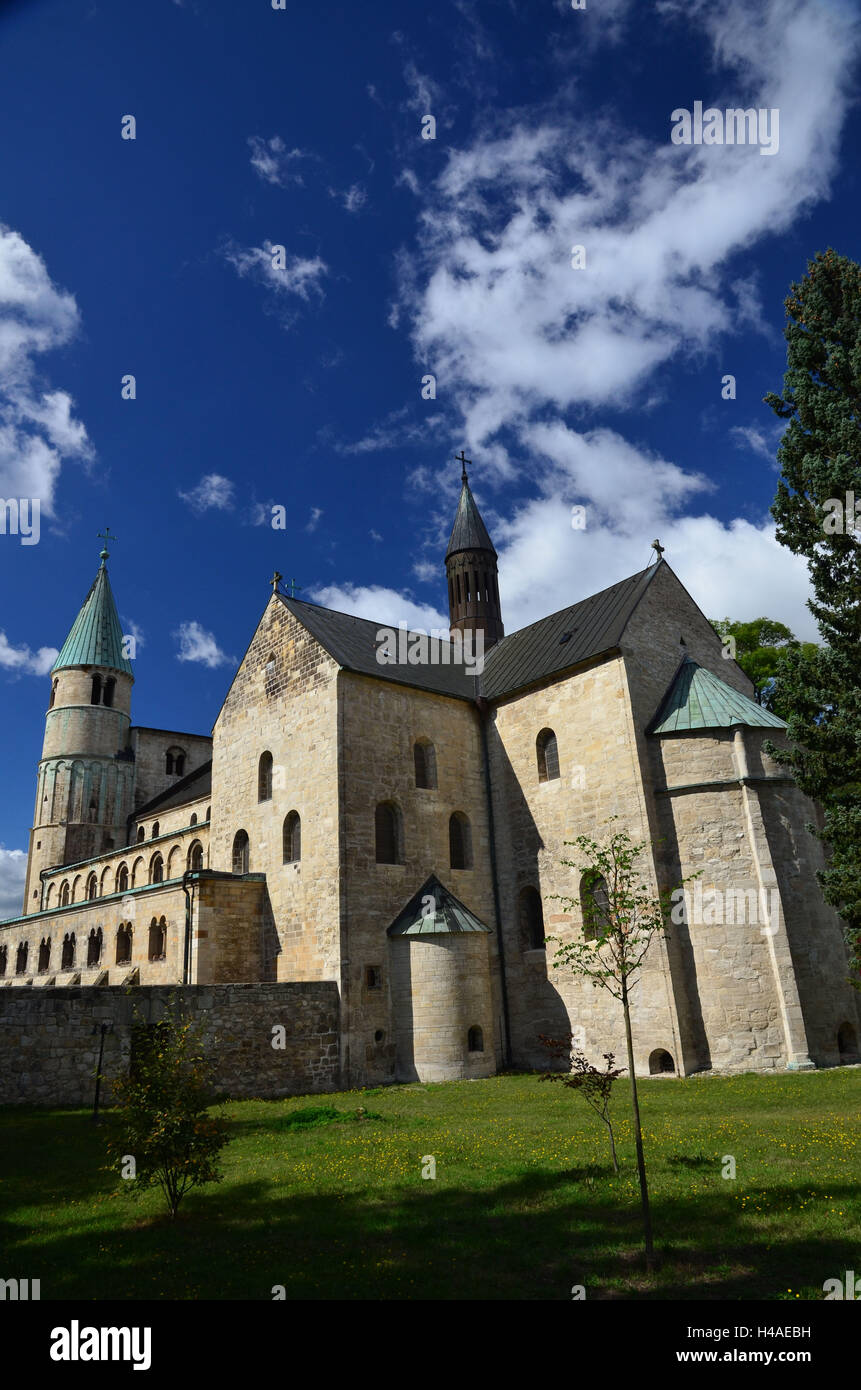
[1,1068,859,1300]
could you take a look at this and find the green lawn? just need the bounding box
[2,1069,859,1300]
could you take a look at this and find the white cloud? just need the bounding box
[248,136,315,187]
[0,846,26,920]
[223,240,328,321]
[311,583,448,633]
[394,0,857,638]
[729,423,781,463]
[335,183,368,214]
[306,507,323,533]
[178,473,235,513]
[0,630,57,676]
[174,621,234,668]
[0,226,94,513]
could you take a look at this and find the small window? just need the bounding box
[188,841,204,872]
[536,728,560,783]
[649,1049,675,1075]
[232,830,250,875]
[38,938,51,973]
[60,880,70,907]
[190,813,197,826]
[206,806,211,820]
[150,854,164,885]
[0,945,7,976]
[151,822,160,839]
[116,923,133,965]
[449,812,473,870]
[518,886,545,950]
[137,826,145,843]
[116,864,129,893]
[258,751,273,802]
[86,873,98,901]
[90,673,102,705]
[49,679,57,709]
[103,677,116,708]
[467,1026,484,1053]
[148,916,167,961]
[580,872,610,942]
[366,965,382,990]
[414,740,437,790]
[375,802,401,865]
[87,928,102,967]
[283,811,301,863]
[61,933,76,970]
[16,942,29,975]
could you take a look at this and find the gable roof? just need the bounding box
[133,760,212,818]
[387,874,492,936]
[278,562,663,704]
[53,557,134,676]
[648,657,787,735]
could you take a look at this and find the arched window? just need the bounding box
[150,854,164,885]
[86,928,102,967]
[90,673,102,705]
[86,873,98,901]
[518,886,545,950]
[449,812,473,870]
[167,846,182,879]
[38,938,51,972]
[175,753,185,776]
[87,795,99,824]
[116,923,133,965]
[49,678,57,708]
[60,880,70,907]
[258,751,273,802]
[148,916,167,961]
[838,1022,858,1061]
[467,1026,484,1053]
[116,863,129,894]
[46,882,55,908]
[580,872,610,941]
[649,1049,675,1075]
[61,933,76,970]
[103,677,115,708]
[151,822,160,839]
[188,841,204,872]
[131,856,145,888]
[71,875,81,902]
[206,806,211,821]
[190,813,197,826]
[137,826,145,843]
[100,866,111,896]
[16,941,29,975]
[232,830,250,875]
[282,811,301,863]
[414,740,437,789]
[0,945,7,976]
[375,802,401,865]
[536,728,560,783]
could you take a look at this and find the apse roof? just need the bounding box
[53,555,134,677]
[648,656,787,734]
[387,874,493,936]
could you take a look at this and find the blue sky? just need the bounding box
[1,0,859,911]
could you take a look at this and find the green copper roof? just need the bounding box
[648,657,786,735]
[387,875,492,936]
[53,553,133,676]
[445,477,497,559]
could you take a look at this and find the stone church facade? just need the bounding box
[2,473,859,1088]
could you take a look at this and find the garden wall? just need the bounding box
[0,982,341,1106]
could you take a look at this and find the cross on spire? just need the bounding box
[651,538,665,560]
[270,571,283,593]
[97,526,118,563]
[455,449,471,483]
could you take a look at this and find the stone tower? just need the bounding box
[22,545,135,915]
[445,455,504,648]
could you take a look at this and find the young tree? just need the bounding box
[548,823,684,1268]
[763,248,861,966]
[539,1039,624,1173]
[107,1005,229,1220]
[709,616,817,715]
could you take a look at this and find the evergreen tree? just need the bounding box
[709,617,818,716]
[764,248,861,967]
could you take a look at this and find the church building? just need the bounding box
[2,463,859,1086]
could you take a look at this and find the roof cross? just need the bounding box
[455,449,471,483]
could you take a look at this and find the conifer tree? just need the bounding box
[764,249,861,967]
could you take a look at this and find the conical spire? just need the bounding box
[445,465,497,560]
[52,548,133,676]
[445,452,504,647]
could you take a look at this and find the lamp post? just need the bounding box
[92,1021,113,1123]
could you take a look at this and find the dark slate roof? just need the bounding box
[445,478,497,559]
[387,874,492,936]
[279,562,661,704]
[53,557,134,676]
[479,563,660,699]
[648,657,787,734]
[278,596,478,700]
[133,761,212,818]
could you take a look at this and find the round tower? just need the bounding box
[22,544,135,915]
[445,454,504,648]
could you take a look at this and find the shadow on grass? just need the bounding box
[2,1110,856,1301]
